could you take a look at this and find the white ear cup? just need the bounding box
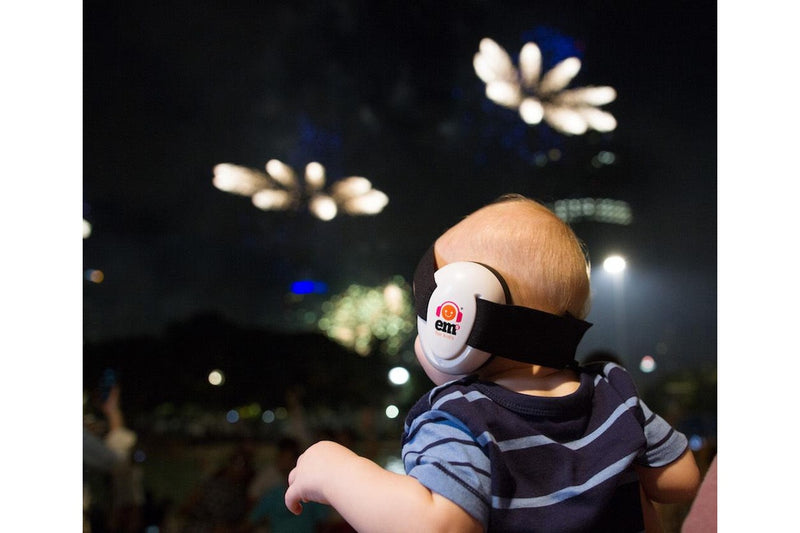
[418,262,507,374]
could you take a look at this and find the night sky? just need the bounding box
[81,1,718,381]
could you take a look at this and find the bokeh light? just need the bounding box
[591,150,617,167]
[385,405,400,419]
[639,355,656,373]
[384,456,404,474]
[207,369,225,386]
[388,366,410,385]
[85,269,104,283]
[239,403,262,419]
[83,219,92,239]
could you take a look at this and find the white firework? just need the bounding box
[212,159,389,220]
[474,37,617,135]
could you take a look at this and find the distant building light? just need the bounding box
[551,198,632,225]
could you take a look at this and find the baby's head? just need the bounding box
[414,194,591,384]
[435,194,590,318]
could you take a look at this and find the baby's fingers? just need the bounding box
[285,467,304,515]
[284,484,304,515]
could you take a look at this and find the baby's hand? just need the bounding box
[284,440,357,515]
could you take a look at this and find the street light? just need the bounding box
[603,255,627,274]
[603,254,628,357]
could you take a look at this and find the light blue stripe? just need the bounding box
[480,396,639,452]
[491,451,638,509]
[593,362,621,385]
[431,389,490,410]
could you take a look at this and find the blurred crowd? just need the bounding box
[83,370,715,533]
[84,382,361,533]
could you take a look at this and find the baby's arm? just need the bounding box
[636,449,701,504]
[285,440,482,533]
[639,484,664,533]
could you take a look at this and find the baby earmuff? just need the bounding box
[413,245,592,375]
[418,261,508,374]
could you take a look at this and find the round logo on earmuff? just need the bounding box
[435,300,463,324]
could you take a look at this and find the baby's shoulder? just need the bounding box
[581,361,640,400]
[406,376,481,419]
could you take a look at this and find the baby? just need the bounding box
[285,194,700,532]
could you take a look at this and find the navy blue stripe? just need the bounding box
[650,427,676,451]
[430,462,491,507]
[405,436,482,462]
[448,460,491,479]
[402,414,453,444]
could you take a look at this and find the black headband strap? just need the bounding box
[413,245,438,320]
[467,300,591,368]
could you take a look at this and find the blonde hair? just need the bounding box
[435,194,591,319]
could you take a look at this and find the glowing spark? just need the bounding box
[309,194,338,221]
[212,163,271,196]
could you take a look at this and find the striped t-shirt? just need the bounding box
[401,362,688,532]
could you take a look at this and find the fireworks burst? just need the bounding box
[474,37,617,135]
[317,278,415,356]
[213,159,388,221]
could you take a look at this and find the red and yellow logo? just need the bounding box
[434,300,463,335]
[436,300,463,322]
